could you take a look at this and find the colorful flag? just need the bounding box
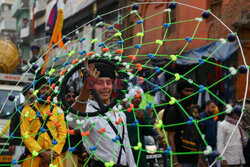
[47,1,58,28]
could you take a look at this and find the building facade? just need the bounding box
[0,0,16,42]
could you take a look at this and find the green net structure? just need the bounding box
[0,1,249,167]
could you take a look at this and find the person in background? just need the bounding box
[20,75,66,167]
[21,45,44,74]
[60,86,87,167]
[199,100,218,167]
[9,84,35,167]
[217,108,247,167]
[191,104,201,119]
[124,86,154,167]
[163,79,202,167]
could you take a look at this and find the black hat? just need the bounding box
[35,74,49,90]
[31,45,40,51]
[176,79,194,94]
[22,84,33,96]
[93,62,116,79]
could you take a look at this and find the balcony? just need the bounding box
[0,18,16,31]
[11,0,29,18]
[0,0,15,6]
[34,0,46,18]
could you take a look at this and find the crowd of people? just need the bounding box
[9,52,250,167]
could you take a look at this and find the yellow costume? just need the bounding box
[21,102,66,167]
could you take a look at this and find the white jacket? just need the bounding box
[217,120,245,165]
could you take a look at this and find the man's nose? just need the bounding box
[70,97,75,102]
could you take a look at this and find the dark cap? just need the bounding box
[93,62,116,79]
[22,84,33,96]
[35,74,49,90]
[176,79,194,94]
[31,45,40,51]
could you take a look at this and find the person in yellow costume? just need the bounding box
[20,75,66,167]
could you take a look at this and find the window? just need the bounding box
[207,0,222,21]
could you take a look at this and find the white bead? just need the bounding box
[76,119,81,125]
[96,22,103,26]
[126,65,130,69]
[195,18,203,22]
[206,145,212,152]
[123,97,128,102]
[53,97,58,104]
[122,62,127,66]
[225,104,233,114]
[115,56,119,60]
[130,10,137,14]
[163,9,171,12]
[108,54,112,58]
[57,108,64,114]
[104,53,109,57]
[188,79,193,84]
[66,115,73,122]
[118,105,123,110]
[79,59,83,63]
[220,38,227,44]
[203,145,212,155]
[229,67,237,75]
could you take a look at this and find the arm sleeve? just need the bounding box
[20,106,43,153]
[217,123,226,161]
[53,112,67,155]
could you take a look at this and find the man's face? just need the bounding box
[32,49,39,55]
[206,102,216,115]
[25,89,35,104]
[181,87,194,98]
[193,108,200,118]
[39,84,51,100]
[65,92,76,106]
[95,77,113,104]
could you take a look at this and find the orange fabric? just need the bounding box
[41,8,67,74]
[20,103,66,167]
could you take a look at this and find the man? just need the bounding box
[217,108,247,167]
[69,59,136,167]
[199,100,218,167]
[9,84,35,167]
[191,104,201,119]
[20,75,66,166]
[124,86,154,167]
[163,79,202,167]
[60,86,86,167]
[21,45,44,74]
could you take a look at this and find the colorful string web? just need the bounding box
[1,1,249,167]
